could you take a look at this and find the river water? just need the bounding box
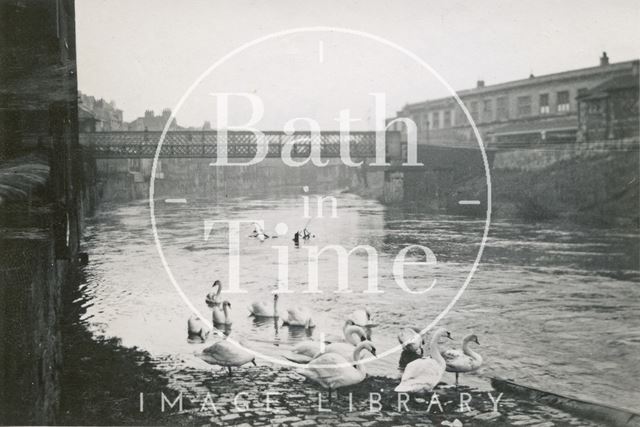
[78,192,640,411]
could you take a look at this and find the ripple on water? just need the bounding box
[78,194,640,412]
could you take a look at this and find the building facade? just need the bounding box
[126,108,178,131]
[388,53,639,148]
[78,92,124,131]
[577,73,639,141]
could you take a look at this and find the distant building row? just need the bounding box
[388,53,639,147]
[78,96,215,133]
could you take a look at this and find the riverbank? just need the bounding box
[59,277,609,426]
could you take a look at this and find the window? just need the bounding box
[469,101,479,121]
[482,99,493,122]
[432,111,440,129]
[539,93,550,114]
[496,96,509,120]
[420,114,429,133]
[517,95,532,116]
[557,90,570,112]
[577,87,588,97]
[443,110,451,127]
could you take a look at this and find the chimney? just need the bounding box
[476,80,485,88]
[600,51,609,66]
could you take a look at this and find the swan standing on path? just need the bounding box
[299,341,376,399]
[187,315,210,342]
[212,300,233,326]
[249,293,279,318]
[441,334,483,385]
[197,338,256,376]
[395,328,453,393]
[205,280,222,306]
[196,303,255,376]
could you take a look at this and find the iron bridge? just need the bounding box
[79,130,393,159]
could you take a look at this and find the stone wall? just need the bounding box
[492,138,639,171]
[94,157,359,202]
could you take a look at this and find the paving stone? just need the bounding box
[220,413,241,421]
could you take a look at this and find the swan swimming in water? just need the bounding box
[348,308,374,327]
[441,333,483,385]
[299,340,376,398]
[395,327,452,393]
[205,280,222,306]
[398,327,424,354]
[212,300,233,326]
[187,315,210,342]
[249,293,279,318]
[282,307,315,328]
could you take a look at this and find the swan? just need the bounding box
[197,337,256,376]
[398,327,424,354]
[441,334,483,385]
[348,308,376,327]
[299,340,376,398]
[283,340,324,363]
[282,307,315,328]
[395,327,452,393]
[283,325,367,364]
[205,280,222,306]
[187,315,210,342]
[322,325,369,361]
[212,300,232,326]
[249,293,279,318]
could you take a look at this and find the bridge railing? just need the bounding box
[79,130,399,159]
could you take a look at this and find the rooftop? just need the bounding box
[401,58,639,111]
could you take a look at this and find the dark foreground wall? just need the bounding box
[0,0,89,423]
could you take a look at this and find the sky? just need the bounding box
[76,0,640,129]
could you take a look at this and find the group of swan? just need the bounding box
[191,283,256,375]
[190,281,483,389]
[298,325,483,395]
[396,327,483,389]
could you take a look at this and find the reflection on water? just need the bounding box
[79,193,639,411]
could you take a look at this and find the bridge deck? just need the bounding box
[79,131,391,158]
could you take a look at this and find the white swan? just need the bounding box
[205,280,222,306]
[249,293,279,318]
[323,325,370,362]
[299,340,375,397]
[441,334,483,385]
[348,308,374,327]
[283,325,367,364]
[187,315,210,342]
[395,327,452,393]
[197,337,256,376]
[283,340,324,363]
[212,300,232,326]
[398,327,424,354]
[282,307,315,328]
